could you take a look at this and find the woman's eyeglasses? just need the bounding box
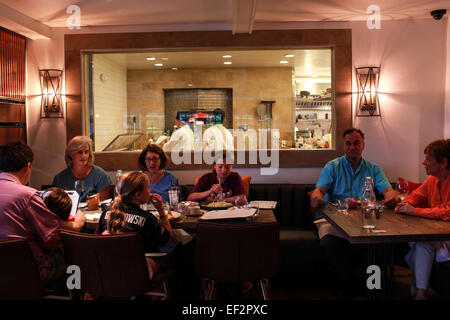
[145,157,160,162]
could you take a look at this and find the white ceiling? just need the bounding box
[100,49,331,76]
[0,0,447,35]
[0,0,446,79]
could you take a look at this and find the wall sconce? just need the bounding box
[355,67,380,117]
[40,69,63,118]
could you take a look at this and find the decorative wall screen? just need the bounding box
[0,27,26,144]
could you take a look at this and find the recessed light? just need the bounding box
[223,55,232,58]
[284,54,294,58]
[146,57,156,61]
[280,61,289,64]
[172,67,178,70]
[223,61,232,65]
[155,63,163,66]
[161,57,168,60]
[187,83,193,87]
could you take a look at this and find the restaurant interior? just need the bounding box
[0,0,449,302]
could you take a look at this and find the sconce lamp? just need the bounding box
[40,69,63,118]
[355,67,380,117]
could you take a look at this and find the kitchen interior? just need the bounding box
[86,48,333,152]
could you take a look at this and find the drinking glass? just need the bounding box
[168,186,179,209]
[336,199,349,214]
[396,180,409,201]
[235,196,248,208]
[74,180,85,197]
[361,205,377,229]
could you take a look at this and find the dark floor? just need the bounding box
[237,265,440,300]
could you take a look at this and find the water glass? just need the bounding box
[336,199,349,214]
[74,180,85,197]
[361,205,377,229]
[376,203,384,218]
[168,186,179,209]
[235,196,248,208]
[396,180,409,201]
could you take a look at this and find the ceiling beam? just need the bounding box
[232,0,257,35]
[0,3,52,39]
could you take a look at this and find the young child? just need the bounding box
[41,187,73,221]
[104,171,174,279]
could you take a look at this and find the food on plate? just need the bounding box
[202,201,233,208]
[345,197,357,208]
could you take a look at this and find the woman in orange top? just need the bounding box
[395,139,450,299]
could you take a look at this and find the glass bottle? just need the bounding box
[361,177,376,208]
[115,170,123,197]
[361,176,377,229]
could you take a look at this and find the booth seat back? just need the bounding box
[181,184,316,230]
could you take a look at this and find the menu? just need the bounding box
[199,207,258,220]
[249,200,277,209]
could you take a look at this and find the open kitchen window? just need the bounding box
[84,48,334,153]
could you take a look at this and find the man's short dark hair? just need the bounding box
[343,128,365,140]
[0,141,33,172]
[176,112,181,120]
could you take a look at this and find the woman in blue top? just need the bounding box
[138,144,179,203]
[53,136,111,202]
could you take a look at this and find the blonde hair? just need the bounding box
[106,171,149,234]
[65,136,94,169]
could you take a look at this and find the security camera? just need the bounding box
[431,9,447,20]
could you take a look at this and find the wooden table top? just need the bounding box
[320,205,450,244]
[83,208,277,232]
[171,209,277,231]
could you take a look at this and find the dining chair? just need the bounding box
[195,221,280,300]
[0,238,47,300]
[59,230,170,299]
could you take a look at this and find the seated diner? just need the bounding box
[187,153,246,203]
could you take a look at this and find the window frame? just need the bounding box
[65,29,352,169]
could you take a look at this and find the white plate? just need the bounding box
[169,211,182,220]
[85,213,102,221]
[79,202,87,209]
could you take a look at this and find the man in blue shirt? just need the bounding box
[310,128,399,298]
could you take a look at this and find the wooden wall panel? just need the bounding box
[0,27,26,144]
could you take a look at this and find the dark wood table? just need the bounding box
[320,205,450,244]
[84,208,277,232]
[171,209,277,231]
[320,204,450,299]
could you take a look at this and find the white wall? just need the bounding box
[92,55,128,151]
[24,20,449,188]
[445,17,450,138]
[352,19,447,183]
[26,29,67,189]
